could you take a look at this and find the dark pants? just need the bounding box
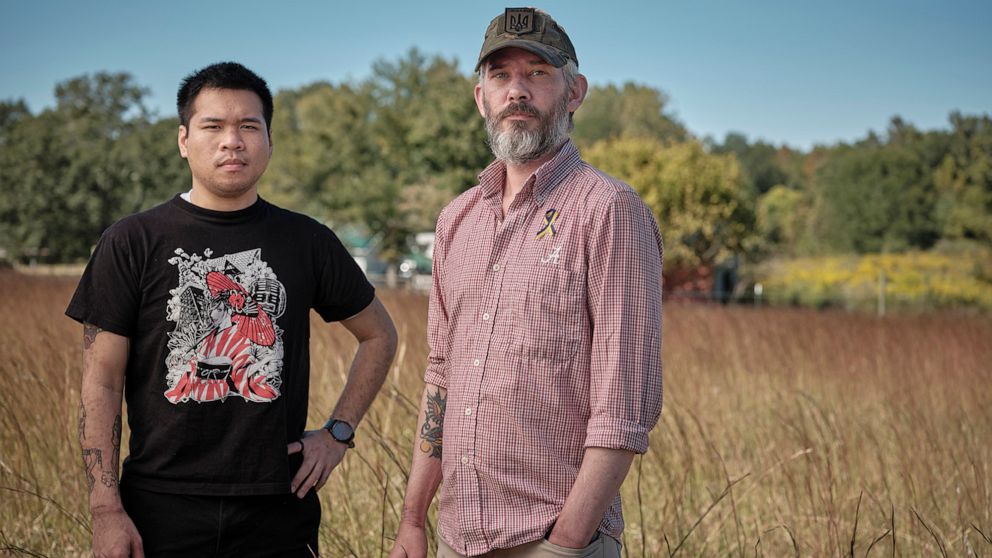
[121,483,320,557]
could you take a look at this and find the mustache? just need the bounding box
[496,102,541,121]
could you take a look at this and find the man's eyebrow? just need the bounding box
[196,116,264,124]
[487,57,550,71]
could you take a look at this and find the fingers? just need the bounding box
[314,466,331,491]
[131,535,145,558]
[388,544,408,558]
[289,430,346,497]
[295,464,327,498]
[290,457,316,496]
[291,445,329,498]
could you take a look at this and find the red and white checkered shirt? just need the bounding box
[425,141,664,556]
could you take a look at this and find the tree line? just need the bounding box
[2,49,989,272]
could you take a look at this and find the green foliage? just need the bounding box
[755,185,809,256]
[0,74,185,263]
[711,132,795,195]
[1,58,989,276]
[808,118,947,254]
[584,137,753,267]
[572,82,686,148]
[933,112,992,245]
[261,49,490,271]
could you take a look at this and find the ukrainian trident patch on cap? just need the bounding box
[504,8,536,34]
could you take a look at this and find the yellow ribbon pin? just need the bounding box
[536,209,559,239]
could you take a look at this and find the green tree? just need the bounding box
[261,49,490,285]
[809,117,944,254]
[261,81,379,220]
[584,137,753,267]
[933,112,992,245]
[0,99,30,133]
[365,49,489,271]
[0,73,184,263]
[711,132,794,195]
[573,82,686,148]
[755,185,809,256]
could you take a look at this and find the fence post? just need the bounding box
[878,270,886,316]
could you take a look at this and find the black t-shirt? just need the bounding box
[66,195,374,496]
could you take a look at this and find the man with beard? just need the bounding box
[389,8,664,558]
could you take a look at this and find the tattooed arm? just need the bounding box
[79,323,144,558]
[388,383,446,558]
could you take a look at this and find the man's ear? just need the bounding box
[178,125,189,159]
[474,82,487,119]
[567,73,588,113]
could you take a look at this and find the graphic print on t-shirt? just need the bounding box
[163,248,286,404]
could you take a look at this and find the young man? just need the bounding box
[390,8,664,558]
[67,62,397,557]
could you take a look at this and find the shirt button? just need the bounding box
[482,312,490,321]
[461,455,469,465]
[464,407,472,416]
[473,359,481,367]
[492,264,501,272]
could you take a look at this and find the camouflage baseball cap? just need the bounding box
[475,8,578,72]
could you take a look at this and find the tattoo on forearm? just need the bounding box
[105,414,122,487]
[77,400,86,442]
[81,448,102,493]
[419,388,446,459]
[81,414,122,493]
[83,323,103,350]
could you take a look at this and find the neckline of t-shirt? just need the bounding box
[170,193,268,224]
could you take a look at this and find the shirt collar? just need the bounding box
[478,140,582,207]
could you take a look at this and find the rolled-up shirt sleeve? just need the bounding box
[424,208,453,388]
[584,188,664,454]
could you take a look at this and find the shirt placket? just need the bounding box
[456,194,533,554]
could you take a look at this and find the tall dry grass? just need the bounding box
[0,270,989,557]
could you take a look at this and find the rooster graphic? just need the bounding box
[205,271,276,346]
[165,270,280,404]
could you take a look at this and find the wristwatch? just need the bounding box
[323,418,356,448]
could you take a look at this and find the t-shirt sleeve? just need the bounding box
[65,223,141,337]
[311,225,375,322]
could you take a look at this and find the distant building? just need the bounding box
[336,226,434,290]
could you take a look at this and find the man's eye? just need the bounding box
[242,125,258,130]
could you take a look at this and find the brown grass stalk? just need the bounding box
[0,271,989,556]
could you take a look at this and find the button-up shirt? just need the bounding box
[425,140,664,556]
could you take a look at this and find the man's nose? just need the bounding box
[507,75,531,102]
[220,129,245,150]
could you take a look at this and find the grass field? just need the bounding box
[1,270,990,557]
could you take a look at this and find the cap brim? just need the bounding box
[475,40,569,72]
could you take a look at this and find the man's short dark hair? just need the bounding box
[177,62,273,133]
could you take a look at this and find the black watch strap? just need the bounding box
[322,418,356,448]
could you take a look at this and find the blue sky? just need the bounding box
[2,0,989,150]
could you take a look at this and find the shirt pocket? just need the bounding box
[519,265,584,364]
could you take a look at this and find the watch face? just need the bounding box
[331,420,354,442]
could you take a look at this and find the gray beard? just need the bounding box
[485,95,571,166]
